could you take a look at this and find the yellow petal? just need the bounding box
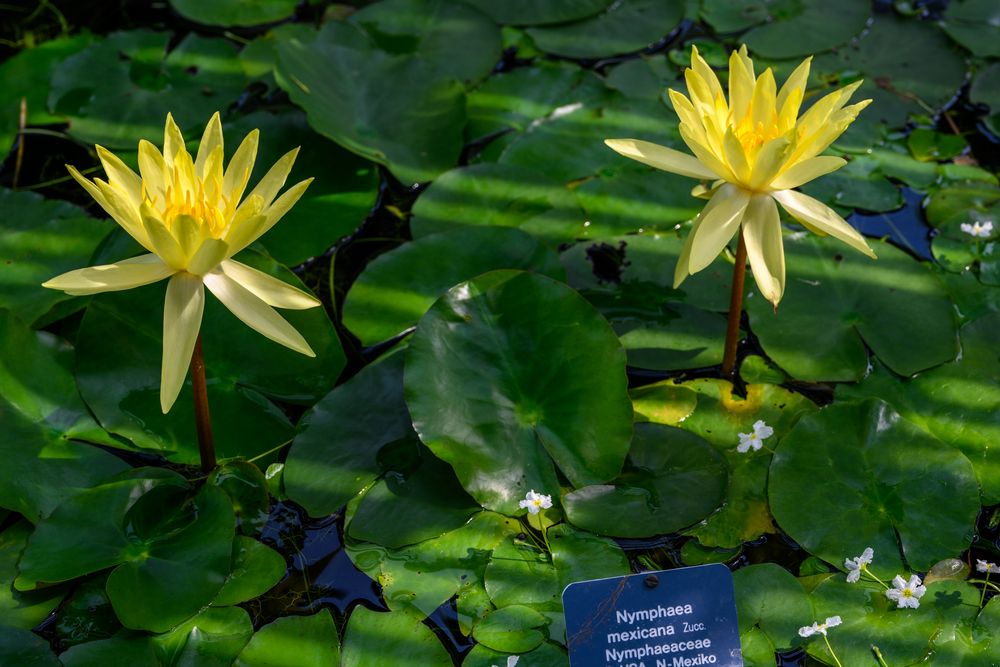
[162,112,187,168]
[225,179,312,258]
[603,139,717,179]
[667,89,702,129]
[776,56,811,120]
[223,129,259,205]
[187,238,229,277]
[245,147,300,208]
[742,195,785,306]
[171,214,205,260]
[203,271,315,356]
[68,166,151,251]
[138,140,168,202]
[794,99,872,162]
[748,135,791,191]
[140,203,187,270]
[690,44,725,109]
[202,145,225,201]
[723,129,751,183]
[42,254,174,295]
[772,190,876,258]
[161,272,205,414]
[220,259,321,310]
[750,68,777,130]
[684,68,716,114]
[195,112,224,179]
[96,146,142,206]
[687,183,750,273]
[679,125,735,182]
[770,156,846,190]
[795,80,863,141]
[728,47,755,121]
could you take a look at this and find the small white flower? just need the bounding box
[961,221,994,238]
[886,574,926,609]
[737,420,774,453]
[845,547,874,583]
[491,657,519,667]
[976,559,1000,574]
[518,490,552,515]
[798,616,842,637]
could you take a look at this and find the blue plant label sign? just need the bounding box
[562,563,743,667]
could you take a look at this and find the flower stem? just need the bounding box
[871,645,890,667]
[721,229,747,377]
[190,334,216,473]
[982,572,992,607]
[824,636,844,667]
[862,566,891,590]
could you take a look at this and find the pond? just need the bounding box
[2,0,1000,665]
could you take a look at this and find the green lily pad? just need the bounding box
[908,128,968,163]
[573,168,704,237]
[769,400,980,577]
[405,271,633,514]
[526,0,684,59]
[234,610,339,667]
[563,423,728,538]
[342,607,451,667]
[0,626,60,666]
[461,0,613,26]
[275,21,464,184]
[348,442,481,549]
[74,248,343,464]
[485,535,559,608]
[0,521,68,629]
[634,379,816,548]
[213,536,285,607]
[285,349,413,517]
[809,577,977,667]
[970,63,1000,136]
[465,62,607,141]
[549,523,629,593]
[747,235,958,382]
[54,575,119,648]
[409,163,587,245]
[473,605,549,654]
[463,642,568,667]
[810,15,966,133]
[741,0,869,58]
[58,634,158,667]
[680,539,741,566]
[561,231,733,313]
[603,56,674,101]
[342,227,566,346]
[611,305,728,370]
[49,31,248,148]
[17,474,235,632]
[699,0,772,32]
[348,511,516,618]
[798,155,902,213]
[349,0,501,84]
[941,0,1000,57]
[734,563,811,652]
[925,180,1000,229]
[838,313,1000,504]
[169,0,297,26]
[209,462,270,536]
[221,110,378,267]
[0,34,93,157]
[930,596,1000,666]
[0,189,113,325]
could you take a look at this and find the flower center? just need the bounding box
[143,159,240,239]
[902,588,913,597]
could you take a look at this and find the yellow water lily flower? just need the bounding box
[605,45,877,306]
[43,112,318,413]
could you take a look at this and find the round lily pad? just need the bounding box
[769,399,980,576]
[461,0,613,26]
[734,563,811,652]
[747,234,958,382]
[0,626,60,666]
[342,227,566,346]
[930,596,1000,665]
[0,189,113,326]
[234,610,339,667]
[0,521,68,629]
[941,0,1000,57]
[473,605,549,654]
[526,0,684,59]
[285,349,413,517]
[563,423,728,537]
[342,607,451,667]
[549,523,629,593]
[742,0,869,58]
[463,642,568,667]
[573,168,704,237]
[349,0,501,84]
[74,249,343,464]
[169,0,297,26]
[405,271,633,513]
[213,536,285,607]
[210,462,270,536]
[484,535,559,607]
[49,31,248,148]
[275,21,464,184]
[408,163,587,245]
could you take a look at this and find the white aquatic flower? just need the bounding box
[798,616,842,637]
[886,574,926,609]
[976,559,1000,574]
[491,657,519,667]
[845,547,874,583]
[518,490,552,515]
[961,221,994,238]
[737,419,774,453]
